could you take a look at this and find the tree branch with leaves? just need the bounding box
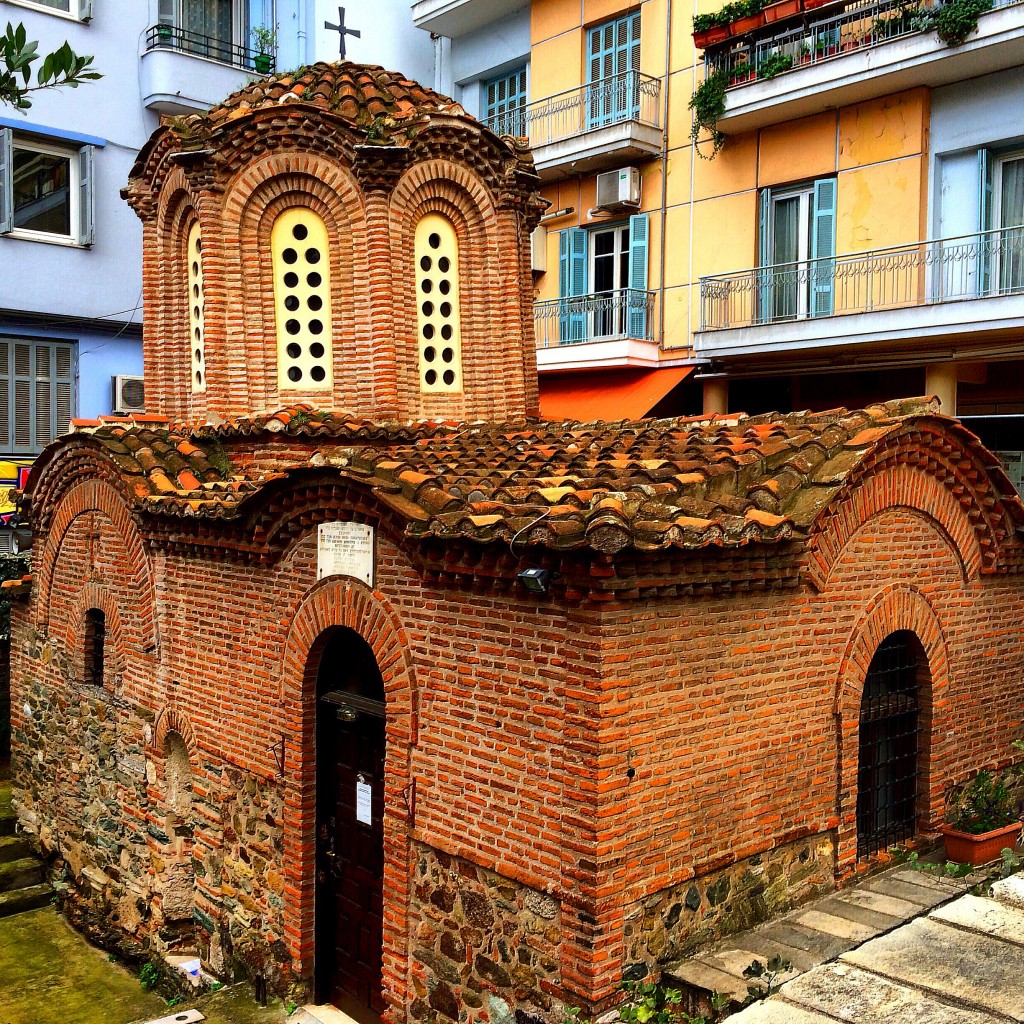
[0,21,100,111]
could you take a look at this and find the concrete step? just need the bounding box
[990,873,1024,910]
[0,856,44,893]
[0,806,16,838]
[0,834,30,865]
[0,882,51,919]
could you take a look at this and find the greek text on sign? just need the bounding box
[317,522,375,586]
[356,779,372,825]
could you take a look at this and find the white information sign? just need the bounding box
[356,779,373,825]
[317,522,375,586]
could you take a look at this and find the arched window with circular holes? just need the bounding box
[415,214,463,394]
[187,222,206,393]
[272,208,334,392]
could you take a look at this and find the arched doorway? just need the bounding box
[856,630,925,858]
[313,627,386,1021]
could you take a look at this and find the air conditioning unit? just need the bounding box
[530,225,547,273]
[112,375,146,415]
[595,167,641,211]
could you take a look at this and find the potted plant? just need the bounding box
[731,0,767,35]
[797,41,813,64]
[804,0,838,11]
[757,51,794,77]
[937,747,1023,866]
[251,24,277,74]
[155,21,174,44]
[764,0,803,23]
[693,11,734,48]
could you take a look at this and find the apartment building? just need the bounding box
[416,0,1024,472]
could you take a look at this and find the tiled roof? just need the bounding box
[32,398,1019,553]
[197,61,466,131]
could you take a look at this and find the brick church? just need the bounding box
[7,61,1024,1022]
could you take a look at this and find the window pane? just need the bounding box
[33,0,71,10]
[12,148,71,236]
[999,158,1024,293]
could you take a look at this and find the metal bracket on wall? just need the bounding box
[403,780,416,828]
[267,736,285,778]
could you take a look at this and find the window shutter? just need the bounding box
[55,344,75,437]
[757,188,772,323]
[13,342,31,453]
[78,145,95,246]
[0,128,12,234]
[811,177,836,317]
[78,0,93,21]
[558,228,587,343]
[627,213,649,339]
[978,147,994,293]
[0,341,9,452]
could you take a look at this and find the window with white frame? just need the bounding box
[157,0,254,64]
[0,338,76,455]
[483,66,527,137]
[6,0,93,19]
[984,151,1024,294]
[0,129,95,245]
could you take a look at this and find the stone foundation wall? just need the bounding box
[623,834,837,976]
[408,844,562,1024]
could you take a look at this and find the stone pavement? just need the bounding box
[728,873,1024,1022]
[664,863,972,1005]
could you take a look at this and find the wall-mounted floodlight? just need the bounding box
[517,568,552,594]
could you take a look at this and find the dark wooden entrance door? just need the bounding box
[315,629,387,1020]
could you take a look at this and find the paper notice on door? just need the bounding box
[356,779,372,825]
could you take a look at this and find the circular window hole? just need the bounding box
[282,248,298,264]
[193,284,200,298]
[440,302,452,318]
[193,304,200,318]
[425,369,437,385]
[439,280,451,295]
[308,295,323,311]
[442,370,455,386]
[424,346,436,362]
[288,366,302,382]
[284,272,299,288]
[195,371,202,386]
[438,256,450,273]
[309,319,324,335]
[286,342,302,358]
[310,365,326,382]
[192,261,199,276]
[421,279,432,294]
[440,324,453,341]
[292,223,309,240]
[195,348,202,362]
[305,248,321,264]
[194,327,201,342]
[428,232,441,249]
[310,342,325,358]
[307,272,322,288]
[286,319,301,335]
[442,347,454,363]
[420,256,432,271]
[422,301,434,317]
[423,324,435,340]
[284,295,300,311]
[195,238,202,254]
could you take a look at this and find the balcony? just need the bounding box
[141,24,264,115]
[706,0,1024,134]
[695,226,1024,359]
[485,73,663,181]
[411,0,527,35]
[534,289,659,370]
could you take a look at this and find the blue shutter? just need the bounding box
[0,129,11,234]
[559,228,588,343]
[757,188,771,324]
[78,145,95,246]
[811,178,836,317]
[627,213,649,339]
[587,13,640,127]
[978,148,993,294]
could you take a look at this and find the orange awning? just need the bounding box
[539,367,694,422]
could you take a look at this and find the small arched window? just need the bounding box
[187,222,206,393]
[84,608,105,687]
[272,208,333,391]
[415,214,463,394]
[164,731,193,822]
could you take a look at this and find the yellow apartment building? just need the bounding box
[413,0,1024,473]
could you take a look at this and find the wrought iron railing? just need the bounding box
[145,23,265,73]
[484,72,662,147]
[534,288,656,348]
[699,225,1024,331]
[706,0,1024,89]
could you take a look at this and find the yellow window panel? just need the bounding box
[187,222,206,393]
[415,214,463,394]
[272,208,334,392]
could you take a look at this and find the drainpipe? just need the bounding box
[296,0,309,65]
[658,0,673,351]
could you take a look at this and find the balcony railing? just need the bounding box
[706,0,1024,88]
[535,289,656,347]
[699,226,1024,331]
[145,24,263,73]
[483,72,662,147]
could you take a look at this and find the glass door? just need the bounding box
[590,225,630,338]
[995,154,1024,294]
[768,187,813,320]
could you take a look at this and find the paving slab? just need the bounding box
[930,892,1024,947]
[832,885,924,919]
[771,961,1002,1024]
[991,873,1024,910]
[757,921,851,960]
[859,875,951,908]
[888,868,968,893]
[792,908,882,943]
[730,936,824,973]
[717,999,834,1023]
[811,895,903,933]
[840,916,1024,1020]
[662,957,751,1003]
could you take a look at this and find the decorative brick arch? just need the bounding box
[153,707,199,756]
[833,584,949,870]
[279,576,416,1016]
[65,581,129,690]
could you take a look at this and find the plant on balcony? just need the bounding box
[757,51,794,77]
[693,10,735,47]
[731,0,769,33]
[251,23,277,74]
[931,0,993,45]
[689,67,729,158]
[763,0,803,22]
